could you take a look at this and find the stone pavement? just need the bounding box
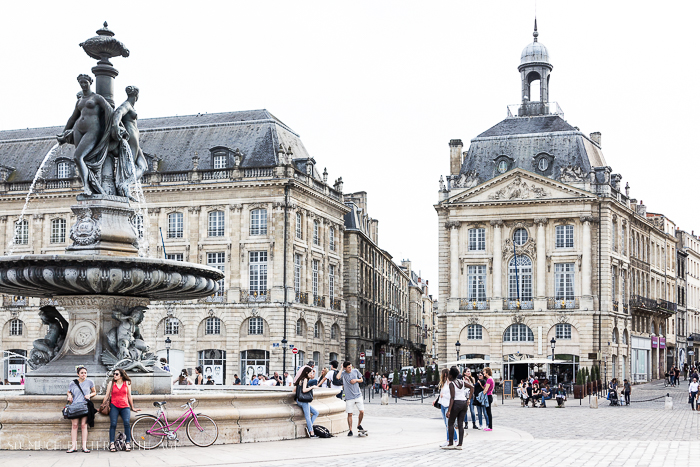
[3,381,699,466]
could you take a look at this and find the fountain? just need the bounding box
[0,22,345,450]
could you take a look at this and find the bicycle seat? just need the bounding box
[153,401,167,407]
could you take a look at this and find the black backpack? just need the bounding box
[331,369,343,387]
[115,432,127,451]
[313,425,333,438]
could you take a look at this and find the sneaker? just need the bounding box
[440,444,456,450]
[347,431,353,436]
[440,441,450,447]
[484,428,492,432]
[357,425,364,431]
[455,445,463,450]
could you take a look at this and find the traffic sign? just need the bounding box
[360,352,365,358]
[359,363,365,369]
[292,348,298,354]
[360,359,365,365]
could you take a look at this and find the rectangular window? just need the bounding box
[467,324,482,340]
[329,228,335,251]
[250,209,267,236]
[555,225,574,248]
[205,317,221,335]
[132,215,143,239]
[555,323,572,339]
[57,162,70,179]
[208,252,226,296]
[14,220,28,245]
[312,259,319,297]
[166,253,184,261]
[213,154,227,169]
[294,254,301,294]
[296,212,302,239]
[468,228,485,251]
[168,213,183,238]
[165,318,179,335]
[329,264,335,301]
[208,211,225,237]
[313,221,319,246]
[249,251,268,296]
[611,265,617,299]
[50,218,66,243]
[612,222,618,252]
[621,225,626,255]
[554,263,575,300]
[467,265,486,301]
[10,319,22,336]
[249,317,264,335]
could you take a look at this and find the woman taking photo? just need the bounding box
[294,366,319,438]
[437,368,457,447]
[104,369,141,452]
[482,367,495,431]
[66,365,96,453]
[442,366,472,449]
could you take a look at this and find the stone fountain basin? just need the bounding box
[0,254,224,300]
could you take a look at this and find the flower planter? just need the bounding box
[573,384,585,399]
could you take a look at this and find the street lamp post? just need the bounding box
[165,336,171,367]
[455,340,461,361]
[550,337,556,383]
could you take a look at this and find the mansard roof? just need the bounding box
[459,114,606,187]
[0,109,311,182]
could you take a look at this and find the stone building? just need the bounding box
[343,192,413,372]
[678,230,700,363]
[0,110,348,384]
[435,24,684,384]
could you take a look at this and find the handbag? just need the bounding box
[433,395,441,409]
[98,381,112,416]
[296,384,313,403]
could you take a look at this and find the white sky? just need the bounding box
[1,1,699,302]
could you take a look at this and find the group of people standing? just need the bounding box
[436,366,494,450]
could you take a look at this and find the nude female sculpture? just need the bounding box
[28,306,69,369]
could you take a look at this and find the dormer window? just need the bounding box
[57,161,70,179]
[209,146,234,170]
[494,155,514,175]
[533,152,554,175]
[213,153,227,169]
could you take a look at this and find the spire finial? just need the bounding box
[533,17,538,42]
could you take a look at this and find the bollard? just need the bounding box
[665,394,673,410]
[589,395,598,409]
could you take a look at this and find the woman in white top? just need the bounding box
[441,366,473,450]
[437,369,458,447]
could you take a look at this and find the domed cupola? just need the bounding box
[518,19,553,116]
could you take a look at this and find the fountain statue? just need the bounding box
[0,22,224,394]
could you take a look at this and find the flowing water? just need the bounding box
[7,143,61,255]
[123,143,151,257]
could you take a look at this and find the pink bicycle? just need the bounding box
[131,398,218,449]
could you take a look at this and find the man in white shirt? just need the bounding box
[689,377,699,411]
[284,371,293,386]
[317,360,343,399]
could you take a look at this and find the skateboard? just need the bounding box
[357,429,368,437]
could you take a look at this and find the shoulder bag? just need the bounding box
[98,381,112,416]
[63,379,89,419]
[296,383,313,403]
[433,390,441,409]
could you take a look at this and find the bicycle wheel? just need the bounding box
[131,415,165,450]
[186,414,218,447]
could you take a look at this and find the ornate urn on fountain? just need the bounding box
[0,23,224,395]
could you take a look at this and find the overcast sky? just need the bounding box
[1,1,699,301]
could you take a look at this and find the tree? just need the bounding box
[426,366,433,384]
[393,369,399,386]
[406,369,413,385]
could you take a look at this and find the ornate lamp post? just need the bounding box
[550,337,556,382]
[455,340,461,361]
[165,336,171,366]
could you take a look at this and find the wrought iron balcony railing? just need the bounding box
[313,295,325,307]
[613,300,619,312]
[503,299,534,310]
[623,303,629,314]
[4,295,27,307]
[332,298,341,311]
[459,298,490,310]
[240,289,270,303]
[295,291,309,304]
[547,297,580,310]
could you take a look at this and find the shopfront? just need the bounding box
[632,336,651,382]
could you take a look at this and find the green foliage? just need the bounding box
[433,366,440,384]
[575,369,583,385]
[393,369,399,386]
[425,366,432,384]
[406,369,413,385]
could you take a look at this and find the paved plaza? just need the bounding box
[3,381,699,466]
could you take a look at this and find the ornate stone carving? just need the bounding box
[147,207,161,215]
[503,237,536,258]
[511,313,525,324]
[32,214,45,220]
[488,176,549,200]
[489,219,504,227]
[468,316,479,325]
[250,309,260,317]
[557,313,569,324]
[70,208,101,246]
[68,321,97,355]
[439,175,446,192]
[445,221,460,230]
[187,206,201,214]
[452,170,480,189]
[533,217,548,225]
[28,306,69,370]
[580,215,596,223]
[102,305,157,372]
[229,204,243,212]
[559,164,586,182]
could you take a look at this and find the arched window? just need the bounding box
[14,219,28,245]
[503,324,534,342]
[205,317,221,335]
[296,212,302,239]
[248,317,263,335]
[331,324,340,340]
[50,218,67,243]
[250,209,267,236]
[313,351,321,369]
[208,210,225,237]
[651,322,656,335]
[555,323,572,339]
[9,319,23,336]
[659,323,664,336]
[467,324,482,340]
[508,256,533,302]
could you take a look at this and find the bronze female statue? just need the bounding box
[28,306,69,369]
[57,74,113,196]
[111,86,147,198]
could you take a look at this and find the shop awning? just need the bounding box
[439,359,502,367]
[503,358,571,364]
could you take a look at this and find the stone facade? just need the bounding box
[435,26,691,384]
[678,230,700,364]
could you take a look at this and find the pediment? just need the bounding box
[446,169,594,204]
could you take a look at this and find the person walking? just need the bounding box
[339,361,365,436]
[294,366,319,438]
[105,369,141,452]
[689,377,699,411]
[66,365,96,453]
[482,367,494,432]
[622,379,631,406]
[441,366,470,450]
[374,372,382,394]
[437,368,458,447]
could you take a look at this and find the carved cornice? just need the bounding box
[147,208,161,215]
[206,205,226,213]
[187,206,201,214]
[489,219,504,227]
[229,204,243,212]
[488,176,550,200]
[533,217,548,226]
[580,215,596,223]
[445,221,460,230]
[32,214,45,220]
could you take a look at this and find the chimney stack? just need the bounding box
[590,132,602,146]
[449,139,463,175]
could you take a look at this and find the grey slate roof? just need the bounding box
[460,115,607,185]
[0,110,311,182]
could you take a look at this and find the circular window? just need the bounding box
[497,161,508,173]
[513,228,528,245]
[538,158,549,171]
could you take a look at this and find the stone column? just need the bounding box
[448,221,460,300]
[581,216,593,299]
[535,218,547,300]
[490,220,503,302]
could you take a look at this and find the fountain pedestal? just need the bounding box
[24,295,171,395]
